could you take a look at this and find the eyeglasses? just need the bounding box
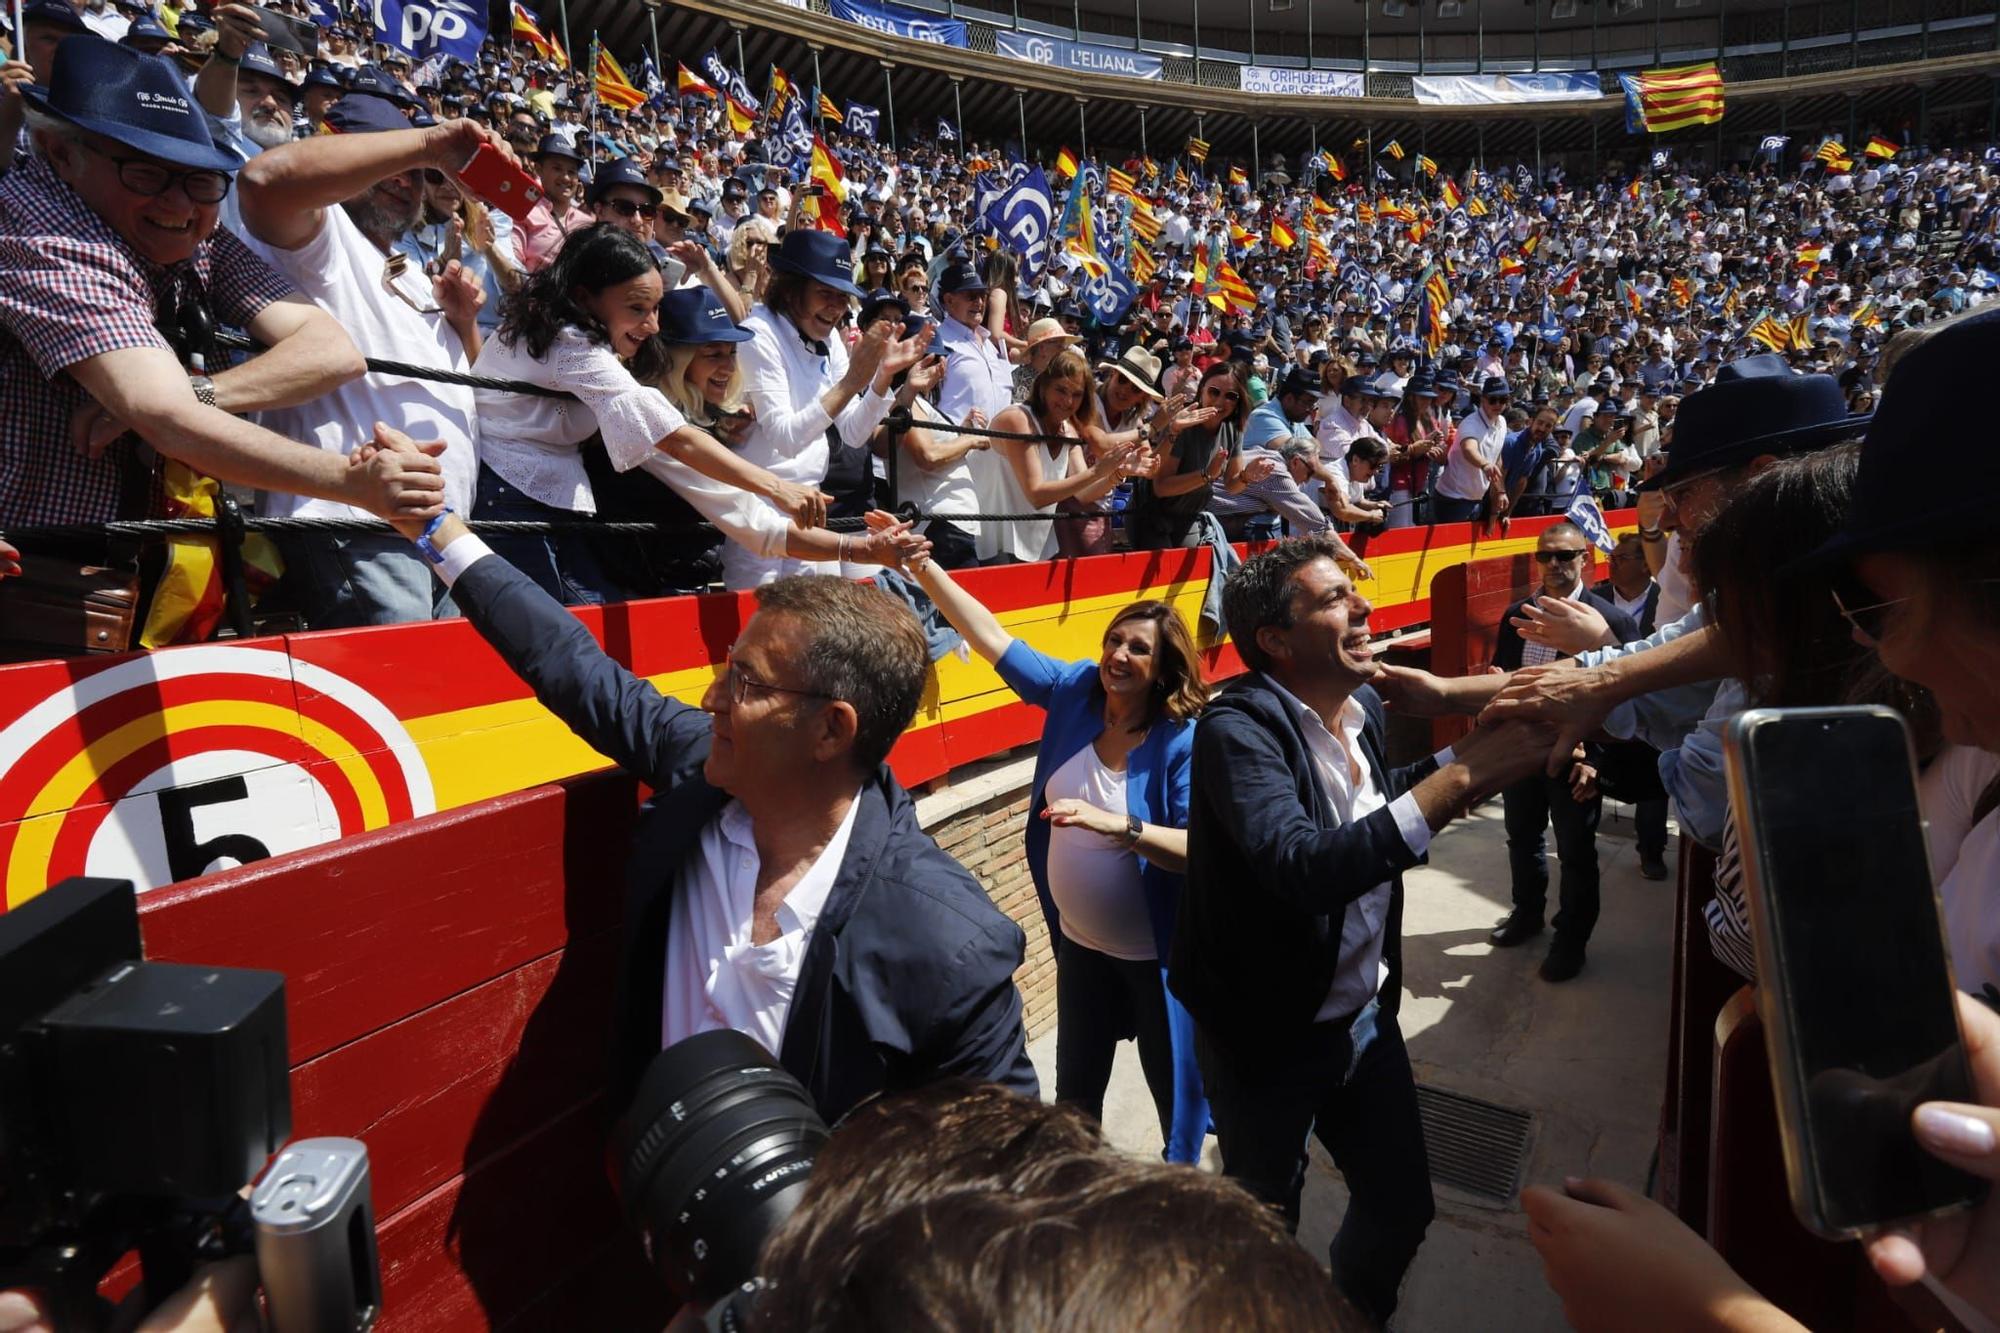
[1534,550,1587,564]
[722,647,831,706]
[81,141,232,204]
[382,252,443,316]
[1830,586,1907,643]
[1204,386,1241,403]
[602,198,660,220]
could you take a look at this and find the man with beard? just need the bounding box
[238,91,495,626]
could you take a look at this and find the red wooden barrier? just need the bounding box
[137,769,668,1333]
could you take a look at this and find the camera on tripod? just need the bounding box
[0,877,381,1331]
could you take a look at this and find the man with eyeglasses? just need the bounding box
[236,89,498,627]
[379,504,1036,1125]
[0,38,445,654]
[1487,522,1640,982]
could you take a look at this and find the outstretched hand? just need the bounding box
[1511,594,1618,655]
[346,421,448,535]
[1478,662,1616,778]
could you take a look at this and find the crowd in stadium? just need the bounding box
[5,4,2000,1331]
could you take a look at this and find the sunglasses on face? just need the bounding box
[1830,586,1906,644]
[603,198,660,220]
[1204,386,1241,403]
[1535,550,1586,564]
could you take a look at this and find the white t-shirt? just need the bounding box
[246,207,480,519]
[1925,746,2000,1000]
[1042,744,1154,961]
[1440,408,1506,501]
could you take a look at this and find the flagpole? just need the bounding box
[642,0,661,81]
[556,0,572,83]
[951,75,964,146]
[587,33,599,172]
[881,60,896,149]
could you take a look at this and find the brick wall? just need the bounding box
[924,774,1057,1040]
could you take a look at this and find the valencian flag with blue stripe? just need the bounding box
[1620,61,1724,133]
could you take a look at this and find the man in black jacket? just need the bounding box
[1170,534,1553,1325]
[403,512,1035,1126]
[1489,522,1641,981]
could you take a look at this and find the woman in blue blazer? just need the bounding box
[908,554,1211,1162]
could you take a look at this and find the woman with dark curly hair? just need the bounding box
[470,224,826,605]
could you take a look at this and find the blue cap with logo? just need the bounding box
[24,35,237,172]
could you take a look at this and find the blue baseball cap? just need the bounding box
[322,91,412,135]
[21,0,90,33]
[658,287,753,345]
[585,157,660,206]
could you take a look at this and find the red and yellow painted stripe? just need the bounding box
[0,516,1604,907]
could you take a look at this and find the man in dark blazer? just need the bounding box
[409,513,1035,1125]
[1594,532,1672,881]
[1170,534,1553,1326]
[1488,522,1641,981]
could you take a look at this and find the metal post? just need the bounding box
[883,61,896,147]
[1253,122,1261,183]
[1017,88,1027,153]
[1362,0,1369,74]
[1139,106,1148,157]
[1134,0,1141,51]
[645,0,661,77]
[1535,120,1542,181]
[1851,0,1859,70]
[1192,0,1202,88]
[1533,0,1540,72]
[1073,0,1081,41]
[1654,0,1662,66]
[952,76,964,142]
[1591,0,1598,70]
[733,23,747,83]
[1248,0,1256,69]
[811,46,823,101]
[1919,85,1929,146]
[1780,1,1788,75]
[1417,0,1425,75]
[1477,1,1483,74]
[1591,115,1599,179]
[556,0,573,78]
[1305,0,1312,69]
[1077,97,1087,160]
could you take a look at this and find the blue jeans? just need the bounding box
[1431,495,1484,524]
[279,533,455,629]
[471,464,623,607]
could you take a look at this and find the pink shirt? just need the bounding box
[514,198,595,272]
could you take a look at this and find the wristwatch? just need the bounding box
[189,376,216,408]
[1122,815,1143,848]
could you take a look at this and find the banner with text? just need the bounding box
[1410,72,1601,105]
[1238,66,1365,97]
[993,31,1162,81]
[828,0,967,46]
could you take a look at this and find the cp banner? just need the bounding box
[993,31,1162,81]
[1237,67,1364,97]
[828,0,968,46]
[1410,72,1602,105]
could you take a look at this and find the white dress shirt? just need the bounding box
[728,304,897,588]
[661,792,863,1057]
[936,314,1013,430]
[1264,680,1441,1021]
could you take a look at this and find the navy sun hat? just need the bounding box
[1640,352,1869,491]
[936,256,986,295]
[1802,305,2000,567]
[118,13,174,48]
[858,287,910,326]
[770,228,863,298]
[1478,376,1512,399]
[1275,364,1319,399]
[322,91,412,135]
[346,64,418,108]
[533,133,584,163]
[585,157,660,206]
[24,37,238,173]
[21,0,90,33]
[237,44,299,98]
[657,287,753,345]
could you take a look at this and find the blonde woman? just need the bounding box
[725,215,777,306]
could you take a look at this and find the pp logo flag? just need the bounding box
[372,0,487,63]
[1563,494,1618,554]
[844,102,881,138]
[985,165,1055,278]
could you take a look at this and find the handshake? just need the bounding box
[343,423,449,536]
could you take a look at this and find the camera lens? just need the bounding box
[609,1030,828,1305]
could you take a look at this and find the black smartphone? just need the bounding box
[1725,705,1988,1238]
[249,4,318,55]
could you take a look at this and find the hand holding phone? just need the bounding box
[457,142,543,224]
[1727,706,1989,1239]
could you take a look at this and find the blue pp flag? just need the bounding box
[1564,494,1618,554]
[845,102,880,138]
[304,0,340,27]
[1080,260,1140,324]
[371,0,486,63]
[936,117,957,142]
[985,165,1054,278]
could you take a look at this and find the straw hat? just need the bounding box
[1022,317,1081,353]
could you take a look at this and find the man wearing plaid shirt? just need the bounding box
[0,40,448,548]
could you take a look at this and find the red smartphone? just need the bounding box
[459,143,544,224]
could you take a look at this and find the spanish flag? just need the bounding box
[1311,196,1337,219]
[1055,145,1080,179]
[1439,178,1463,211]
[593,44,647,112]
[1497,254,1524,278]
[678,63,715,99]
[767,64,793,109]
[1228,165,1248,187]
[1317,148,1344,182]
[818,91,842,122]
[509,2,567,69]
[1270,217,1297,250]
[726,92,756,136]
[1185,136,1209,164]
[807,135,847,234]
[1406,217,1431,245]
[1863,136,1899,159]
[1381,140,1405,161]
[1519,233,1539,256]
[1626,178,1643,202]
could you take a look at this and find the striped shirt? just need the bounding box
[0,154,294,526]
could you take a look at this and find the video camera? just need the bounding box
[0,878,381,1331]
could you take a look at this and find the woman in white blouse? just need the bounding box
[729,229,929,590]
[470,225,826,605]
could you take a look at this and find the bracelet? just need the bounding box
[416,507,456,566]
[838,533,852,563]
[212,48,241,63]
[1638,525,1664,540]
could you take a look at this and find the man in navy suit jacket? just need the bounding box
[1169,534,1552,1325]
[1488,522,1640,982]
[411,514,1035,1126]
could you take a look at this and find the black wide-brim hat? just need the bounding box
[23,37,238,173]
[1802,306,2000,567]
[1638,352,1870,491]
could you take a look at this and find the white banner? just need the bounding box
[1238,67,1366,97]
[1410,72,1602,105]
